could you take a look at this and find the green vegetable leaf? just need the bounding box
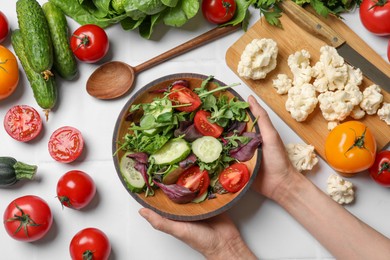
[161,0,179,7]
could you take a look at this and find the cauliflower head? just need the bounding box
[312,45,348,92]
[272,74,292,94]
[285,143,319,172]
[285,83,318,122]
[360,84,383,115]
[287,49,313,87]
[377,102,390,125]
[326,174,355,205]
[237,38,278,80]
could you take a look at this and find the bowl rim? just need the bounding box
[112,73,262,221]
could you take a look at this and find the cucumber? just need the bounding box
[192,191,208,203]
[11,29,58,120]
[192,136,222,163]
[16,0,53,78]
[162,165,185,184]
[0,157,37,187]
[150,138,191,165]
[120,152,146,193]
[42,2,78,80]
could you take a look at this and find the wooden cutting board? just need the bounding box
[226,13,390,160]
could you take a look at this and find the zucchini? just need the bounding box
[150,138,191,165]
[42,2,78,80]
[0,157,37,187]
[11,29,58,121]
[16,0,53,78]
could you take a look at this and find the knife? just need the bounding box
[279,0,390,92]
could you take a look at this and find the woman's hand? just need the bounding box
[139,208,256,260]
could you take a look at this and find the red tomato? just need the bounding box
[3,105,42,142]
[218,163,249,193]
[176,166,210,197]
[56,170,96,209]
[70,227,111,260]
[194,110,223,138]
[71,24,109,63]
[359,0,390,35]
[369,150,390,187]
[202,0,237,24]
[0,11,9,43]
[3,195,53,242]
[387,39,390,62]
[48,126,84,163]
[168,84,202,112]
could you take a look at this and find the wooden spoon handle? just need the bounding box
[279,0,346,47]
[134,24,242,73]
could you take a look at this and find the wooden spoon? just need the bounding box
[86,24,241,100]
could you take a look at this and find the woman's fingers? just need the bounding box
[139,208,181,236]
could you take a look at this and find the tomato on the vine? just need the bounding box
[0,11,9,43]
[176,166,210,198]
[70,227,111,260]
[359,0,390,35]
[0,46,19,100]
[3,195,53,242]
[202,0,237,24]
[4,105,42,142]
[325,121,377,176]
[70,24,109,63]
[56,170,96,209]
[369,150,390,187]
[48,126,84,163]
[219,163,249,193]
[168,84,202,112]
[194,110,223,138]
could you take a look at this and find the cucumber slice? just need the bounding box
[192,136,222,163]
[162,165,185,184]
[150,138,191,165]
[192,191,208,203]
[120,152,146,193]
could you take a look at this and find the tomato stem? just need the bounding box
[72,33,90,51]
[369,0,388,9]
[82,250,95,260]
[377,162,390,176]
[6,203,40,238]
[344,127,369,156]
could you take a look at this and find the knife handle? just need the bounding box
[279,0,346,48]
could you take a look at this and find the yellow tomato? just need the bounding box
[0,45,19,100]
[325,121,377,177]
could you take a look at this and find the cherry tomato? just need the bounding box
[369,150,390,187]
[176,166,210,197]
[0,46,19,100]
[168,84,202,112]
[219,163,249,193]
[325,121,377,176]
[202,0,237,24]
[56,170,96,209]
[387,39,390,62]
[4,105,42,142]
[70,24,109,63]
[70,227,111,260]
[3,195,53,242]
[0,11,9,43]
[359,0,390,35]
[48,126,84,163]
[194,110,223,138]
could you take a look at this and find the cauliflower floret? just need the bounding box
[285,143,318,172]
[377,102,390,125]
[327,121,339,131]
[237,38,278,80]
[285,83,318,122]
[350,106,366,120]
[272,74,292,94]
[346,65,363,86]
[326,174,355,205]
[312,45,348,92]
[360,84,383,115]
[318,85,363,122]
[287,49,313,87]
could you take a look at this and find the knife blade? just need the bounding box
[279,0,390,93]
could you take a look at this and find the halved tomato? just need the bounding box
[176,166,210,197]
[194,110,223,138]
[168,85,201,112]
[48,126,84,163]
[3,105,42,142]
[219,163,249,193]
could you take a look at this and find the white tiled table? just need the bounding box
[1,2,389,259]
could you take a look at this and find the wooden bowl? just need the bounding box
[112,73,262,221]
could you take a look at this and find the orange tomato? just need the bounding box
[0,45,19,100]
[325,121,377,177]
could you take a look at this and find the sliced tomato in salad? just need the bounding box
[219,163,249,193]
[48,126,84,163]
[176,166,210,197]
[168,84,201,112]
[194,110,223,138]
